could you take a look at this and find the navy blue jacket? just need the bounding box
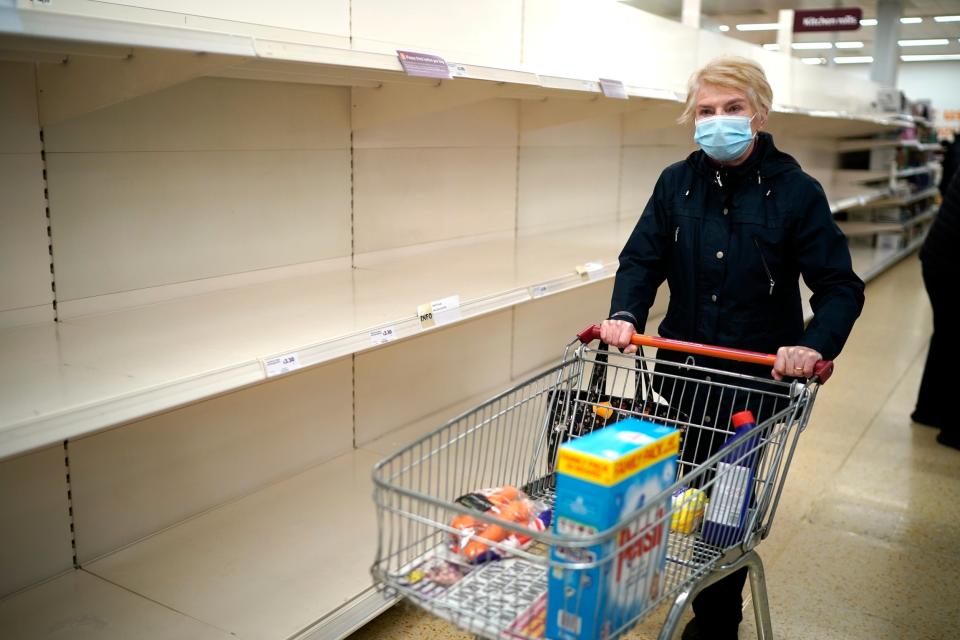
[610,132,864,363]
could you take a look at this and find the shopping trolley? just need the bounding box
[372,325,832,639]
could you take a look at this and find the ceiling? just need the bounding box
[622,0,960,64]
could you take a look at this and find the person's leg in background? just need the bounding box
[912,261,959,449]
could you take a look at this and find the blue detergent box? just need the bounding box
[547,418,679,640]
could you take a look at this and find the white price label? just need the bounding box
[417,294,462,329]
[576,261,604,280]
[531,284,549,299]
[599,78,628,100]
[704,462,751,527]
[263,353,301,377]
[448,63,468,77]
[370,327,397,345]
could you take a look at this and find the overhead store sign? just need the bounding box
[793,8,862,32]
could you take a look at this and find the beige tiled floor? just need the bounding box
[350,255,959,640]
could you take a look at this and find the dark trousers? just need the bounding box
[914,260,957,436]
[692,567,748,635]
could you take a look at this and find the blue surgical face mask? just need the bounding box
[694,114,757,162]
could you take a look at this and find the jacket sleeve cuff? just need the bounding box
[796,334,833,362]
[608,310,641,331]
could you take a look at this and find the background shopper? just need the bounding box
[912,169,960,450]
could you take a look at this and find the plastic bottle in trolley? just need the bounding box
[701,411,761,547]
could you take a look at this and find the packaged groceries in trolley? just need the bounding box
[547,418,679,640]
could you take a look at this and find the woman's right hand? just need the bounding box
[600,319,638,354]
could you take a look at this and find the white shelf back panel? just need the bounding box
[43,77,351,308]
[618,154,678,221]
[87,449,382,640]
[0,445,73,599]
[68,0,350,38]
[621,106,688,145]
[520,108,621,148]
[46,149,350,305]
[354,311,513,447]
[0,154,55,326]
[43,77,351,152]
[47,150,351,304]
[0,570,233,640]
[519,146,621,231]
[69,358,352,563]
[0,61,42,153]
[522,0,696,95]
[518,107,622,232]
[620,116,692,222]
[0,62,54,327]
[351,0,522,67]
[353,93,518,149]
[353,95,518,254]
[511,280,614,379]
[354,153,517,253]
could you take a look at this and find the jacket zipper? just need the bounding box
[753,237,775,295]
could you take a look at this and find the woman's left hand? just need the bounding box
[772,346,822,381]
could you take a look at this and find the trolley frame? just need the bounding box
[372,326,827,639]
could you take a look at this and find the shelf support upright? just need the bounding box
[681,0,701,29]
[776,10,794,60]
[871,0,902,88]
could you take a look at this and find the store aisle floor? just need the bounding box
[350,255,958,640]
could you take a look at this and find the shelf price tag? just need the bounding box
[370,327,397,346]
[576,261,605,281]
[531,284,549,299]
[599,78,628,100]
[448,63,468,78]
[263,352,301,378]
[397,50,453,79]
[417,294,462,330]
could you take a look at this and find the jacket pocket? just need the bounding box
[753,236,776,296]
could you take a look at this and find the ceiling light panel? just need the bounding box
[898,39,950,46]
[834,56,874,64]
[901,53,960,61]
[736,23,780,31]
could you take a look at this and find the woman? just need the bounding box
[601,57,865,639]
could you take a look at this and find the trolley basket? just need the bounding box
[372,325,831,639]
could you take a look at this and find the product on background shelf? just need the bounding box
[547,418,679,640]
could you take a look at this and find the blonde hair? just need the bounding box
[679,56,773,124]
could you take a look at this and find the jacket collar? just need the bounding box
[686,132,800,188]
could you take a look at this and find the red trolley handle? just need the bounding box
[576,324,833,384]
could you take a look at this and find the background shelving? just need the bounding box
[834,111,941,259]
